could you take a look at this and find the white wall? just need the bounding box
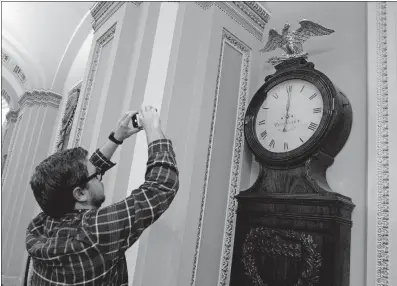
[62,31,94,95]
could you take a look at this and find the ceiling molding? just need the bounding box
[2,51,27,85]
[2,31,46,88]
[90,1,142,31]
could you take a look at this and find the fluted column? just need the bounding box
[1,110,18,172]
[1,90,61,286]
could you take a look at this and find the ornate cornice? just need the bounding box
[91,1,142,31]
[196,1,271,40]
[18,90,62,110]
[5,110,18,123]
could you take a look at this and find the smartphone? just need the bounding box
[131,113,140,128]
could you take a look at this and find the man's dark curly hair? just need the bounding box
[30,147,89,218]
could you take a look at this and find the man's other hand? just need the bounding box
[138,105,161,131]
[114,111,142,141]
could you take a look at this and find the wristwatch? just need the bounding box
[108,132,123,145]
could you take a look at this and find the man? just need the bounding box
[26,105,179,285]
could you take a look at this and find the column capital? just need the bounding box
[5,110,18,124]
[90,1,142,31]
[18,90,62,110]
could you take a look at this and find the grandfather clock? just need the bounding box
[229,56,355,286]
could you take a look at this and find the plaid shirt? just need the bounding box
[26,139,179,285]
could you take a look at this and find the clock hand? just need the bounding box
[283,91,292,132]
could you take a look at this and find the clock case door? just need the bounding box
[230,58,355,286]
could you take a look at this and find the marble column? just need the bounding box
[1,110,18,172]
[1,90,62,286]
[366,2,397,286]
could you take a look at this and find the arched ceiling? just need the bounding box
[1,1,94,92]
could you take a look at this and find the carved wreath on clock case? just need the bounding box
[242,227,322,286]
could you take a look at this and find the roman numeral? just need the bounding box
[299,137,304,143]
[300,85,305,92]
[260,130,267,139]
[313,108,322,113]
[284,142,288,150]
[286,85,292,95]
[309,93,317,100]
[308,122,318,131]
[272,93,279,99]
[262,107,269,109]
[269,139,275,148]
[258,120,266,125]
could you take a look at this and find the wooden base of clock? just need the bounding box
[229,155,355,286]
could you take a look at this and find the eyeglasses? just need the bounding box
[70,169,103,190]
[85,170,103,183]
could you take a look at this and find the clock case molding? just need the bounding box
[230,57,355,286]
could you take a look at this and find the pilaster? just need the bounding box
[1,110,19,171]
[366,2,397,286]
[1,90,61,285]
[67,1,165,279]
[128,2,270,286]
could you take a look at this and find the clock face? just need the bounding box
[254,79,324,153]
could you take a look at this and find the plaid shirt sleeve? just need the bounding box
[89,148,116,173]
[82,139,179,258]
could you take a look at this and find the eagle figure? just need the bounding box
[260,19,334,65]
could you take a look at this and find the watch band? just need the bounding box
[108,132,123,145]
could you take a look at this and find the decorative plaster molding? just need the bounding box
[53,81,82,153]
[73,24,117,147]
[375,2,390,285]
[2,51,10,64]
[18,90,62,110]
[1,114,22,185]
[2,89,11,105]
[5,110,18,124]
[196,1,271,40]
[91,1,142,31]
[2,51,27,84]
[190,28,251,286]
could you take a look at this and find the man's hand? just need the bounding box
[138,105,160,131]
[138,105,165,144]
[114,111,142,141]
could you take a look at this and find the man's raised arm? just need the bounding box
[82,106,179,257]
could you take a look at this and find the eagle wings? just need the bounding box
[260,19,334,55]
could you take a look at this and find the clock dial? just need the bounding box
[255,79,324,153]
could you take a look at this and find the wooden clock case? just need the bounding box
[230,57,355,286]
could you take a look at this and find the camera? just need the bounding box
[131,113,140,128]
